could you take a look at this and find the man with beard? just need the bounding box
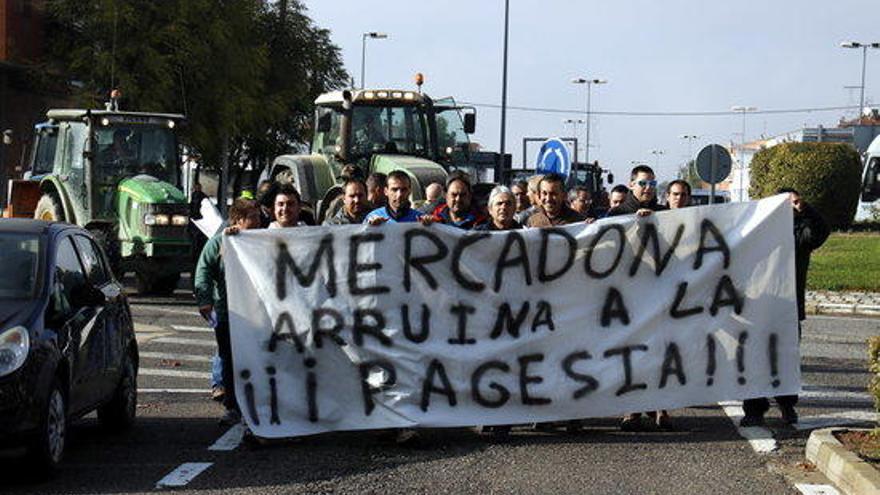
[526,173,586,227]
[431,174,487,229]
[324,179,370,225]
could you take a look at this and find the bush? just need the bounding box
[869,336,880,430]
[749,142,862,229]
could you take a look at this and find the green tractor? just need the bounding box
[268,88,478,221]
[15,108,190,294]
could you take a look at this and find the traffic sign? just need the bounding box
[535,138,571,179]
[695,144,732,185]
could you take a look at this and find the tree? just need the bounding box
[44,0,348,183]
[677,159,702,189]
[749,142,863,229]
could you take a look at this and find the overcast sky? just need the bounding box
[306,0,880,184]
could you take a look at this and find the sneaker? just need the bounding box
[211,385,225,402]
[395,428,419,444]
[620,414,642,432]
[219,409,241,426]
[780,405,798,425]
[655,412,674,431]
[739,415,766,428]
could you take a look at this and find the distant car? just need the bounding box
[690,189,730,205]
[0,219,138,472]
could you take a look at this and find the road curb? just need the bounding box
[805,428,880,495]
[806,303,880,317]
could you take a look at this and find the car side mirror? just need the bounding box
[71,284,105,307]
[317,112,332,133]
[463,113,476,134]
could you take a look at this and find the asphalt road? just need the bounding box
[2,284,877,495]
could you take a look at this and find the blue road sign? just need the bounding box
[535,138,571,178]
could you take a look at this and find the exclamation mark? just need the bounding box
[241,369,260,426]
[305,357,319,423]
[706,334,716,386]
[769,333,780,388]
[266,366,280,425]
[736,331,748,385]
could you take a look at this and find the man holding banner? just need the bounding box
[221,183,802,439]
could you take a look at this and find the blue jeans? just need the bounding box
[212,352,223,387]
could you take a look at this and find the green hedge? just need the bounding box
[869,337,880,430]
[749,142,862,229]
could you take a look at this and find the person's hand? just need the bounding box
[584,217,596,224]
[368,216,387,226]
[636,209,654,217]
[224,226,241,236]
[198,304,214,320]
[419,215,435,226]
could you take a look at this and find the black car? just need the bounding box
[0,219,138,472]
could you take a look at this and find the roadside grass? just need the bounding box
[808,233,880,292]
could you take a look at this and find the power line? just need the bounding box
[459,101,859,117]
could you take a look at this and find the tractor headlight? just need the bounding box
[171,214,188,226]
[144,213,170,226]
[0,326,29,377]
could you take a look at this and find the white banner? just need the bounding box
[224,195,799,438]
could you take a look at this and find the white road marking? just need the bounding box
[209,423,245,451]
[140,351,213,363]
[718,401,778,453]
[171,325,214,333]
[800,385,873,404]
[130,304,199,317]
[139,388,212,394]
[807,315,880,323]
[155,462,213,489]
[153,337,216,348]
[139,368,212,379]
[795,483,841,495]
[794,410,880,431]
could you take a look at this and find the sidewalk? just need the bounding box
[807,291,880,317]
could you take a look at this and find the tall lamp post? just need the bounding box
[650,149,665,170]
[563,118,585,162]
[361,32,388,88]
[840,41,880,119]
[680,134,699,179]
[499,0,510,175]
[731,105,757,202]
[571,77,607,166]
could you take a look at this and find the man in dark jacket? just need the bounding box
[741,188,830,427]
[431,173,487,229]
[606,165,667,217]
[526,173,586,227]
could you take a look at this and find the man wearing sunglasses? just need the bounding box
[606,165,667,217]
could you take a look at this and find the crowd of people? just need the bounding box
[194,163,829,436]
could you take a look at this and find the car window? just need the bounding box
[0,233,41,299]
[55,237,88,311]
[73,235,111,286]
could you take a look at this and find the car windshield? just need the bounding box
[350,105,429,159]
[0,233,41,299]
[94,124,179,186]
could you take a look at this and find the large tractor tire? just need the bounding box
[34,194,65,223]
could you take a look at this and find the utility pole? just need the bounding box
[499,0,510,168]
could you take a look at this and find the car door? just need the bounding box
[53,236,106,413]
[72,234,124,396]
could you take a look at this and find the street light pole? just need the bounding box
[572,77,607,166]
[731,105,757,202]
[360,32,388,88]
[650,149,665,170]
[563,118,584,162]
[841,41,880,119]
[499,0,510,173]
